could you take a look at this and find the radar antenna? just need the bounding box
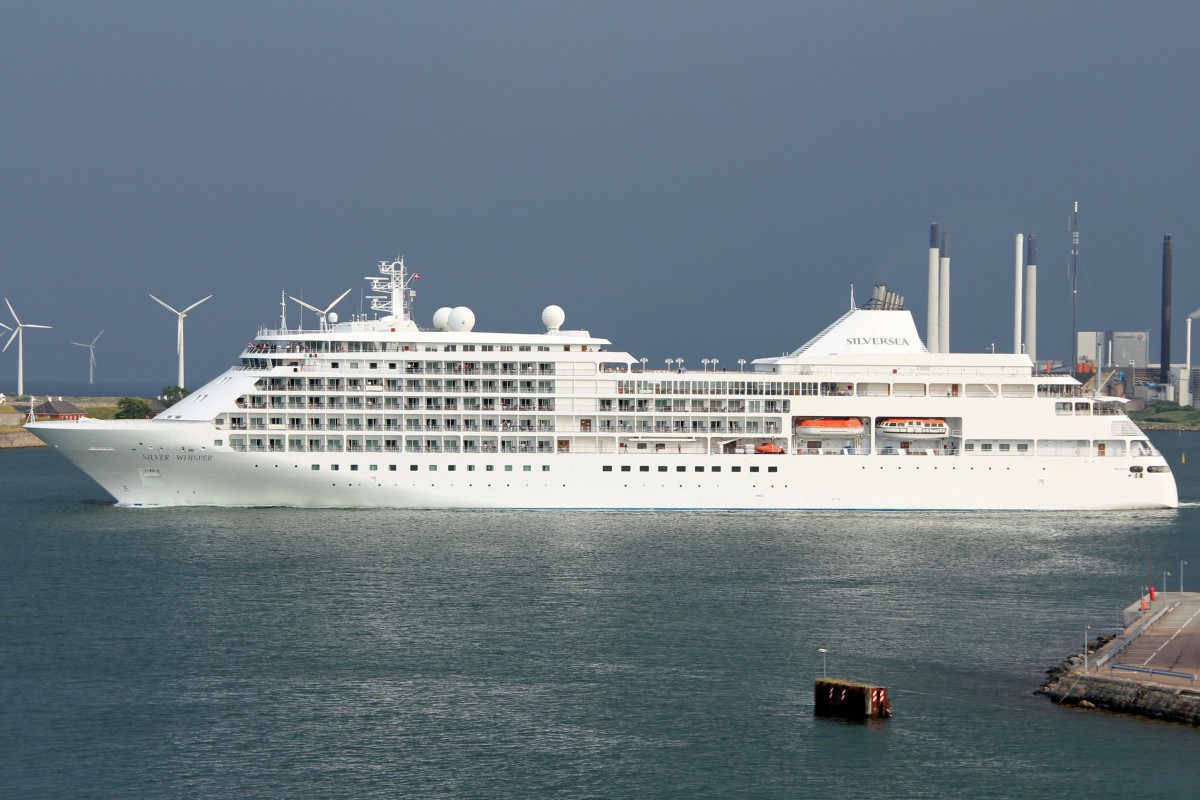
[365,257,420,322]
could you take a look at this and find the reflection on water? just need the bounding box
[2,434,1199,799]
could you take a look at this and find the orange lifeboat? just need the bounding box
[754,442,785,454]
[875,418,950,439]
[794,418,865,436]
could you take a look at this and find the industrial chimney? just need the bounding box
[1013,234,1024,354]
[1161,235,1173,385]
[927,223,940,352]
[938,232,950,354]
[1024,235,1037,365]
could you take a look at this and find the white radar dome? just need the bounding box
[432,306,453,331]
[448,306,476,332]
[327,311,339,325]
[542,305,566,332]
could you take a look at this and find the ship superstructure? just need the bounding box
[28,257,1178,509]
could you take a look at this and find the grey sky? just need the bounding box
[2,1,1198,393]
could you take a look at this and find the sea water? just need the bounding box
[3,433,1198,799]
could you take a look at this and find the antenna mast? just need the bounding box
[1070,201,1080,376]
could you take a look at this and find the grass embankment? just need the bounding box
[0,403,121,432]
[1128,402,1200,430]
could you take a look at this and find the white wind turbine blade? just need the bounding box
[91,329,105,346]
[2,327,17,352]
[5,297,22,326]
[0,321,11,333]
[323,288,353,315]
[24,323,51,329]
[71,341,90,347]
[149,294,182,315]
[288,295,324,315]
[182,295,213,315]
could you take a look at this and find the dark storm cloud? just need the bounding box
[1,1,1197,392]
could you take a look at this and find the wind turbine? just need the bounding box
[3,298,53,397]
[71,330,105,384]
[288,288,352,331]
[149,294,212,389]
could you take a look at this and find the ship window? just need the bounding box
[676,466,686,472]
[389,465,397,471]
[505,465,513,472]
[981,444,992,452]
[410,464,418,471]
[750,466,760,473]
[768,466,778,473]
[331,465,339,471]
[603,465,613,472]
[486,465,494,471]
[214,440,222,446]
[523,465,532,471]
[468,465,475,471]
[712,466,721,473]
[1017,443,1029,453]
[332,362,339,369]
[694,466,704,472]
[448,465,456,471]
[542,465,550,471]
[311,465,320,471]
[658,466,668,472]
[640,465,650,472]
[429,465,437,471]
[351,464,359,471]
[998,443,1010,452]
[621,465,631,472]
[965,443,975,451]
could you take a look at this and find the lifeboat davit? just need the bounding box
[754,442,785,454]
[794,418,865,436]
[875,418,950,440]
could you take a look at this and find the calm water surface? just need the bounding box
[3,433,1199,798]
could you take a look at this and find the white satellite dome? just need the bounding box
[542,305,566,333]
[432,306,453,331]
[448,306,476,332]
[327,311,339,325]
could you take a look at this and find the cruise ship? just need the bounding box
[28,257,1178,509]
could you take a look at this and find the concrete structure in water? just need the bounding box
[814,678,891,720]
[1041,592,1200,725]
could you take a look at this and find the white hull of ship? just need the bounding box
[28,420,1179,511]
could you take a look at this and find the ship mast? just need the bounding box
[366,257,419,323]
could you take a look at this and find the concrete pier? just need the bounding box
[1042,593,1200,725]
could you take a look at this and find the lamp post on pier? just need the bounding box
[1084,624,1091,673]
[1182,561,1188,594]
[818,648,827,677]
